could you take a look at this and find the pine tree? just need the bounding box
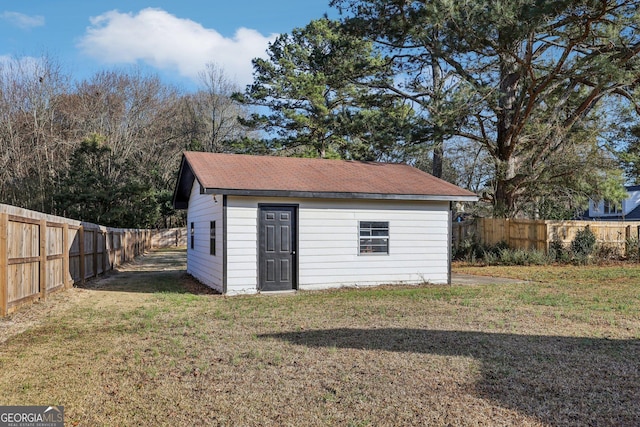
[332,0,640,217]
[234,18,417,161]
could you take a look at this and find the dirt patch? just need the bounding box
[179,273,221,295]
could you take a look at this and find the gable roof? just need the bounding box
[173,152,478,209]
[623,204,640,219]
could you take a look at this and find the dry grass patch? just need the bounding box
[0,251,638,426]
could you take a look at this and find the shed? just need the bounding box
[173,152,478,294]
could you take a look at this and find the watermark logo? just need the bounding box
[0,406,63,427]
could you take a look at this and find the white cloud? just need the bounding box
[1,11,45,29]
[0,55,41,73]
[77,8,277,87]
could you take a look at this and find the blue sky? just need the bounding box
[0,1,333,91]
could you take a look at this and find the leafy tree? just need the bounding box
[332,0,640,217]
[0,60,195,228]
[53,135,160,228]
[235,18,416,161]
[58,68,189,227]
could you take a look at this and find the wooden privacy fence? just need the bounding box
[453,218,640,254]
[151,228,187,248]
[0,204,185,317]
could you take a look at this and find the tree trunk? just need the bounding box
[431,39,444,179]
[493,164,518,218]
[493,50,522,218]
[432,144,443,178]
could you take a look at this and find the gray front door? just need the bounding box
[259,205,297,291]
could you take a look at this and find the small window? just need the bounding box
[359,221,389,254]
[603,200,621,214]
[210,221,216,255]
[190,222,195,249]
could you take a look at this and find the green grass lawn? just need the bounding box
[0,252,638,426]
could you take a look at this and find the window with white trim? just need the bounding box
[359,221,389,254]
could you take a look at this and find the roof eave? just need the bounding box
[201,187,478,202]
[172,155,197,210]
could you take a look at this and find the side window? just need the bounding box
[210,221,216,255]
[190,222,195,250]
[359,221,389,254]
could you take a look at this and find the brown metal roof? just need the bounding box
[173,152,478,208]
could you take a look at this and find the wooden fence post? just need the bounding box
[122,231,126,263]
[113,232,117,267]
[0,213,8,316]
[79,226,85,284]
[102,231,107,274]
[39,219,47,300]
[108,231,113,270]
[63,223,70,289]
[92,229,98,278]
[637,225,640,263]
[544,221,551,253]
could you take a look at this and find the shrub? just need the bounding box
[593,243,621,261]
[489,241,510,255]
[482,249,498,265]
[571,227,596,257]
[571,252,592,266]
[525,249,550,265]
[482,246,550,266]
[548,237,570,263]
[453,237,486,263]
[480,241,509,265]
[626,237,639,261]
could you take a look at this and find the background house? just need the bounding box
[586,185,640,220]
[173,152,478,295]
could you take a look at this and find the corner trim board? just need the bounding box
[222,195,227,294]
[448,202,453,285]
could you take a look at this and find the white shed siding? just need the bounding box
[298,200,450,288]
[185,182,223,292]
[225,198,259,294]
[225,196,451,293]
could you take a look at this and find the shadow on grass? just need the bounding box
[261,328,640,426]
[81,271,220,295]
[78,250,220,295]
